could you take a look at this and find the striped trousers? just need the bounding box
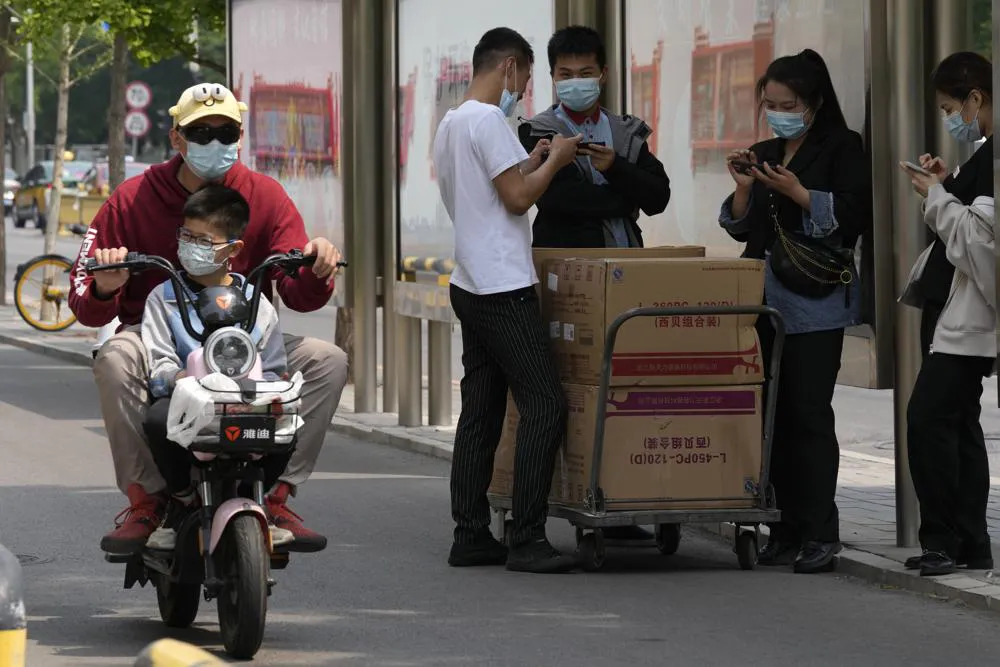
[449,284,568,547]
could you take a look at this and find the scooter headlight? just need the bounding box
[204,327,256,379]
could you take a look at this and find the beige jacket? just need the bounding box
[900,185,996,359]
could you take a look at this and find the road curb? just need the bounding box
[9,332,1000,614]
[0,332,93,367]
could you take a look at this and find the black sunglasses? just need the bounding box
[182,124,241,146]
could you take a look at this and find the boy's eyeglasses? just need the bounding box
[177,228,233,249]
[181,123,241,146]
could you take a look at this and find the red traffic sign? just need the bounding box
[126,81,152,109]
[124,109,150,138]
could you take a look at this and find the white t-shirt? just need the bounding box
[432,100,536,295]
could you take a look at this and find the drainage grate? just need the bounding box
[16,554,54,566]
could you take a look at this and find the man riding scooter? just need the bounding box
[69,83,349,555]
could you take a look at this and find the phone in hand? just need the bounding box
[577,141,607,151]
[730,159,768,176]
[900,160,931,176]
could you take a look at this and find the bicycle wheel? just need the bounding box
[14,255,77,332]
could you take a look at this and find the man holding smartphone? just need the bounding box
[432,27,582,573]
[519,25,671,250]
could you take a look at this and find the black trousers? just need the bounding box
[449,284,567,547]
[143,398,291,495]
[907,332,992,558]
[758,317,844,544]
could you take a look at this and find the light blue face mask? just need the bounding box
[177,239,230,276]
[498,60,519,117]
[765,110,810,140]
[556,77,601,113]
[944,102,983,143]
[184,139,239,181]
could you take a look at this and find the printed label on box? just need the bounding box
[563,323,575,342]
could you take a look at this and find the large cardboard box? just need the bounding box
[544,257,765,386]
[531,246,705,299]
[488,392,566,502]
[561,383,763,510]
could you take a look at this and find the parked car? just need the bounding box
[13,160,94,230]
[4,168,19,217]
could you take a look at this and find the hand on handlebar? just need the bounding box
[90,247,131,297]
[303,237,344,283]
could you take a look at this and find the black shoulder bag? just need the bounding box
[767,190,854,307]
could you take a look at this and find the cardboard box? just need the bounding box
[544,257,765,386]
[488,392,566,502]
[561,384,763,510]
[531,246,705,298]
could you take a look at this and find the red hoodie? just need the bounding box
[69,155,334,328]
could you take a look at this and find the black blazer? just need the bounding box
[724,126,872,259]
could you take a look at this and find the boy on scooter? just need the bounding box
[135,183,293,551]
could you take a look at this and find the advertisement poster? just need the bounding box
[398,0,555,260]
[626,0,866,255]
[230,0,344,250]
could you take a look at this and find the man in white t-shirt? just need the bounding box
[433,27,582,574]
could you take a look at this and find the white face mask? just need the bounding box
[178,239,229,275]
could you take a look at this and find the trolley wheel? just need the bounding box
[576,532,606,572]
[654,524,681,555]
[735,531,758,571]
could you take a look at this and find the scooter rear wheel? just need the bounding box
[217,514,268,660]
[156,575,201,628]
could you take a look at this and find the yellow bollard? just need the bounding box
[133,639,226,666]
[0,541,26,667]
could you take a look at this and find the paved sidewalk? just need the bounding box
[5,305,1000,613]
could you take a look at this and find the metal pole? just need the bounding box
[428,320,451,426]
[347,0,380,413]
[930,0,972,173]
[601,0,625,115]
[25,39,33,164]
[398,315,422,426]
[131,135,137,159]
[993,0,1000,406]
[381,0,399,413]
[887,0,925,547]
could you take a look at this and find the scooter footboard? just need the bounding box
[208,500,271,555]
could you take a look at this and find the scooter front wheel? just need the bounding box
[216,514,268,660]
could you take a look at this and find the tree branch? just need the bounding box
[191,55,225,74]
[69,51,113,87]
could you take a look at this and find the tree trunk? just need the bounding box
[43,24,71,257]
[0,7,11,307]
[106,33,128,191]
[335,307,355,385]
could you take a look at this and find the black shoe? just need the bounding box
[920,551,957,577]
[793,540,842,574]
[506,537,576,574]
[448,535,508,567]
[758,539,800,567]
[602,525,654,542]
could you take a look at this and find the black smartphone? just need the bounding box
[577,141,607,150]
[730,159,768,175]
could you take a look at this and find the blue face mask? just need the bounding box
[498,60,519,118]
[556,77,601,113]
[184,139,239,181]
[765,110,810,140]
[177,239,229,276]
[944,103,983,143]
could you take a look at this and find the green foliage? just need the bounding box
[972,0,991,58]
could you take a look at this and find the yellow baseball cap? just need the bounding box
[169,83,248,128]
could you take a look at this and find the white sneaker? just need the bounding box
[270,525,294,547]
[146,526,176,551]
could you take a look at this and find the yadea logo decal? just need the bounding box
[225,426,241,442]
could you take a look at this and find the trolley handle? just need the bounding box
[587,305,787,514]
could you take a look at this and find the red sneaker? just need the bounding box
[266,482,327,553]
[100,484,167,554]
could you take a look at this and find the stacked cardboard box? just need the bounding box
[489,252,767,511]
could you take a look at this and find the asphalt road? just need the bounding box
[4,342,1000,666]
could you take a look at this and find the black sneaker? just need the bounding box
[758,538,800,567]
[793,540,842,574]
[448,535,508,567]
[920,551,957,577]
[506,537,576,574]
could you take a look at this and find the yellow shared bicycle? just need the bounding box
[12,224,87,332]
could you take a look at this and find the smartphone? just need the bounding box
[577,141,607,150]
[730,159,768,175]
[901,160,931,176]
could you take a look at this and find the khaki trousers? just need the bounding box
[93,326,349,495]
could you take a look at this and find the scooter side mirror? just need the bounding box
[197,286,251,334]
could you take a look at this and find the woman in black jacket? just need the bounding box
[719,50,872,573]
